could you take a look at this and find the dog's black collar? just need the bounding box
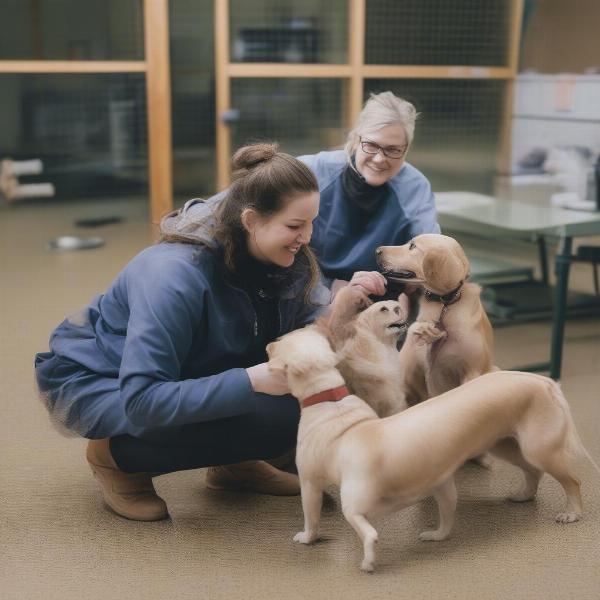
[423,281,464,305]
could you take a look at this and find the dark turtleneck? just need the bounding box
[341,157,389,213]
[228,251,309,364]
[234,251,304,298]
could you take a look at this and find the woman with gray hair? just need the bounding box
[162,91,439,298]
[298,91,439,291]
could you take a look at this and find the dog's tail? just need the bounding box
[550,380,600,478]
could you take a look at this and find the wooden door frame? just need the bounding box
[0,0,173,223]
[215,0,523,190]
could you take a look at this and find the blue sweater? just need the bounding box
[36,242,329,437]
[298,150,440,280]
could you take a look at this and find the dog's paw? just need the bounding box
[419,529,449,542]
[555,512,581,524]
[293,531,317,544]
[360,559,375,573]
[410,322,446,346]
[337,285,370,312]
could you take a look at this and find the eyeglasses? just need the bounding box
[360,139,407,159]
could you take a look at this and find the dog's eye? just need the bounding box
[380,306,389,312]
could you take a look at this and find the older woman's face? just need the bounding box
[355,123,408,187]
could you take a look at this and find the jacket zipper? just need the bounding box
[226,284,258,337]
[225,281,282,338]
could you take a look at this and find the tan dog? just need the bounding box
[334,300,408,417]
[377,234,495,406]
[267,326,589,573]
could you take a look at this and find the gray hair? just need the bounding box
[345,91,418,163]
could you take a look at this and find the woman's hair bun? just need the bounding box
[231,142,279,171]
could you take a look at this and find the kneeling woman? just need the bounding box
[35,143,330,521]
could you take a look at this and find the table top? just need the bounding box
[436,192,600,239]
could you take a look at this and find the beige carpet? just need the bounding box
[2,198,599,600]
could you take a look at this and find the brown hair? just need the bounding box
[214,142,321,300]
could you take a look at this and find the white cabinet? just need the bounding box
[511,74,600,172]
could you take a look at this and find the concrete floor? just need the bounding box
[1,196,599,600]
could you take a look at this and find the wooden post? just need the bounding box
[215,0,231,191]
[144,0,173,222]
[497,0,524,175]
[348,0,366,127]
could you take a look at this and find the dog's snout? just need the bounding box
[376,247,383,256]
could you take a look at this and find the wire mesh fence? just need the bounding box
[1,73,148,200]
[0,0,144,60]
[365,0,512,67]
[365,78,507,193]
[229,0,348,64]
[230,78,346,158]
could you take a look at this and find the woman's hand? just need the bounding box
[246,362,290,396]
[348,271,387,297]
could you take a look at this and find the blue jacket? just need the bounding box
[298,150,440,280]
[35,242,329,438]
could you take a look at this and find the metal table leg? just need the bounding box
[537,235,549,285]
[549,236,573,380]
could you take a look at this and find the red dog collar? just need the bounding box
[301,385,349,409]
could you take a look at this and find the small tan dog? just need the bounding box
[267,326,589,573]
[377,234,495,406]
[333,299,408,417]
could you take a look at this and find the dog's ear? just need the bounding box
[266,342,287,374]
[268,355,287,374]
[288,335,338,376]
[422,247,468,293]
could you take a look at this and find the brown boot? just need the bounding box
[86,439,169,521]
[266,448,296,470]
[205,460,300,496]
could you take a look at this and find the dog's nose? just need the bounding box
[376,247,382,256]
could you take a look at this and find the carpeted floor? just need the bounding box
[2,197,599,600]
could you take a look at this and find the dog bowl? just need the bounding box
[46,235,105,251]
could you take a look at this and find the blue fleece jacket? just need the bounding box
[35,242,329,437]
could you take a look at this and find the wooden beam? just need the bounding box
[215,0,231,191]
[507,0,525,72]
[348,0,366,124]
[144,0,173,222]
[497,0,525,174]
[362,65,515,79]
[0,60,146,73]
[227,63,353,78]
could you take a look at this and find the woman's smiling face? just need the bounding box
[355,122,408,187]
[244,191,320,267]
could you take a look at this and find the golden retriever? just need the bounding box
[377,234,495,406]
[267,326,590,572]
